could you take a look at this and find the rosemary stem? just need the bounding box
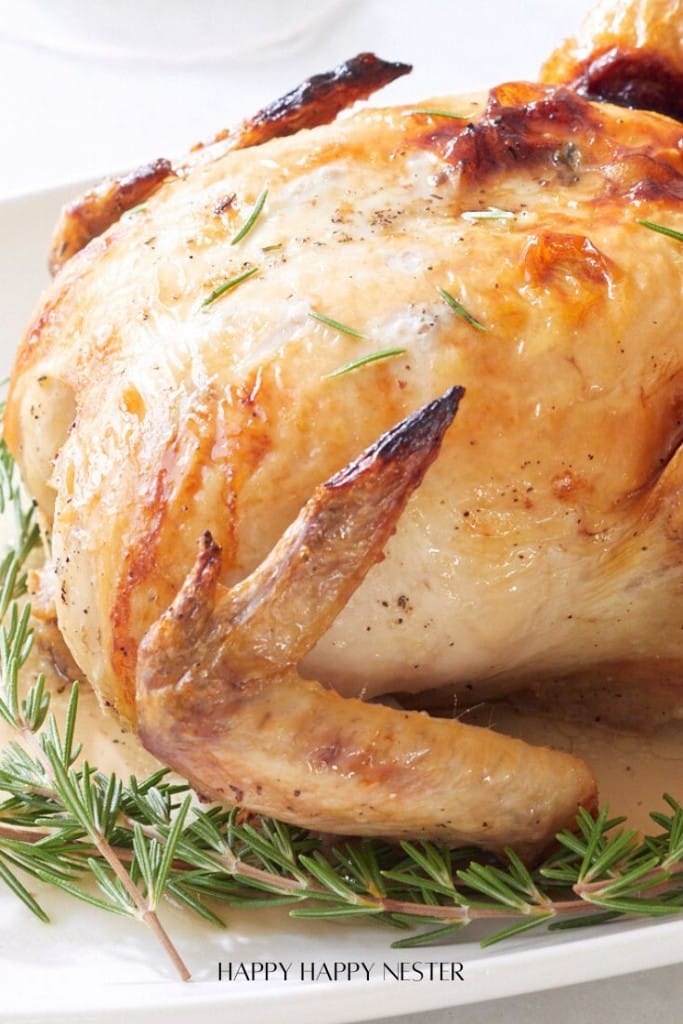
[140,908,192,982]
[0,822,50,842]
[217,850,308,894]
[573,872,675,900]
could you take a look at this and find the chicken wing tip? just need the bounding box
[328,385,465,490]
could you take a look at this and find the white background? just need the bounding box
[1,1,683,1021]
[0,0,594,196]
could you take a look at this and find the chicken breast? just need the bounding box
[5,0,683,854]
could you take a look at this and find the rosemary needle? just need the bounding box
[411,108,469,120]
[461,207,515,222]
[201,266,258,308]
[230,187,268,245]
[309,310,366,338]
[324,347,406,378]
[638,219,683,243]
[437,285,488,332]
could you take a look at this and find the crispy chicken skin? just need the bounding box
[5,0,683,852]
[48,55,411,276]
[48,158,175,276]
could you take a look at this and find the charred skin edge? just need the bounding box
[328,385,465,488]
[230,52,413,150]
[48,157,174,275]
[49,53,412,277]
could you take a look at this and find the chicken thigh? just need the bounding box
[5,0,683,855]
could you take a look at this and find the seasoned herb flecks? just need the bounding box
[437,285,488,332]
[230,187,268,246]
[325,347,407,378]
[202,265,259,308]
[309,310,366,338]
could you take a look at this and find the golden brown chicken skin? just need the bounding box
[5,0,683,854]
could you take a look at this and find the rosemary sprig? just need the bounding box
[309,310,366,338]
[437,284,489,332]
[324,347,407,378]
[201,265,258,308]
[2,432,683,976]
[230,187,268,246]
[638,219,683,243]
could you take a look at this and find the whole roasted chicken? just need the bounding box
[5,0,683,856]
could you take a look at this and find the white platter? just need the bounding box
[2,91,683,1024]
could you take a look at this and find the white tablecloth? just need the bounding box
[1,2,681,1021]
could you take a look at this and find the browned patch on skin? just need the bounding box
[416,82,683,203]
[307,736,420,787]
[110,459,174,718]
[122,386,145,419]
[211,375,275,506]
[49,158,174,275]
[522,231,617,320]
[601,151,683,201]
[426,83,601,183]
[552,469,595,501]
[523,232,614,289]
[567,46,683,123]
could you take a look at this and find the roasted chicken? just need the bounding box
[6,0,683,856]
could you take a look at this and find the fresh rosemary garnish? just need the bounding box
[309,310,366,338]
[437,285,488,332]
[638,219,683,243]
[230,186,268,246]
[410,108,469,120]
[461,207,515,222]
[201,265,258,308]
[2,425,683,979]
[324,348,407,378]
